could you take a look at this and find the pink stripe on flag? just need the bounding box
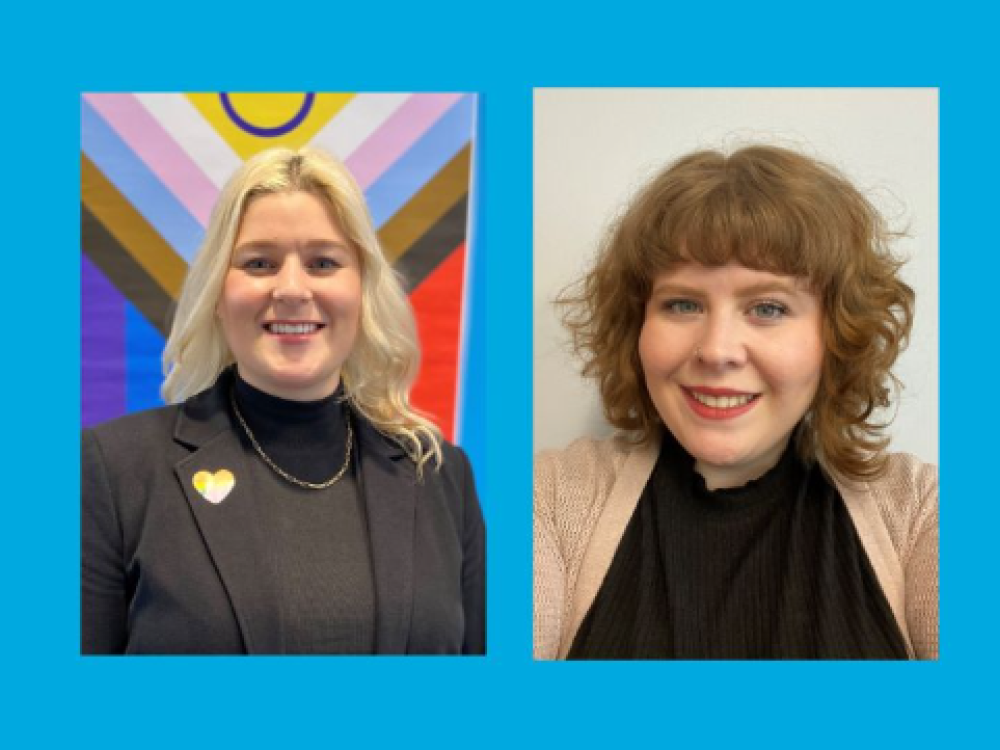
[84,93,219,227]
[345,93,463,190]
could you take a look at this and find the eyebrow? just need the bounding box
[233,239,351,254]
[650,280,805,298]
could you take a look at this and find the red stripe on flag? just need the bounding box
[410,242,466,440]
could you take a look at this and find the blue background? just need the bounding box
[0,1,990,747]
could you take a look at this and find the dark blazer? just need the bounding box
[82,371,485,655]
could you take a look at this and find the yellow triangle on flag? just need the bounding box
[186,92,353,159]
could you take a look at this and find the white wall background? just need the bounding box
[533,88,938,465]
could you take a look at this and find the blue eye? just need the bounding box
[750,301,788,320]
[241,258,273,271]
[664,299,702,315]
[310,257,341,271]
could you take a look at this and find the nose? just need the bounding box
[272,256,313,304]
[695,313,748,369]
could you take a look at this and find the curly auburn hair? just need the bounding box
[559,145,915,482]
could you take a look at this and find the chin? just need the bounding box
[277,371,335,389]
[676,432,748,467]
[693,448,749,468]
[265,359,326,379]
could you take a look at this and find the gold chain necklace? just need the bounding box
[229,387,353,490]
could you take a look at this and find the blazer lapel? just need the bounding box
[172,373,281,654]
[355,418,416,654]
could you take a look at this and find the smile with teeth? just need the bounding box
[265,322,323,335]
[688,391,757,409]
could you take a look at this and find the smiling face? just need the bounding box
[217,190,362,401]
[638,263,824,490]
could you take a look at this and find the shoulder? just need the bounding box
[81,404,191,527]
[839,452,939,560]
[534,435,638,513]
[83,404,183,459]
[86,403,181,435]
[535,435,636,479]
[430,438,476,495]
[414,438,483,538]
[439,438,471,468]
[82,377,229,475]
[534,435,655,556]
[866,453,938,523]
[878,453,938,495]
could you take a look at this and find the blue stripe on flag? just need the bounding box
[125,302,166,413]
[365,94,474,228]
[81,98,204,263]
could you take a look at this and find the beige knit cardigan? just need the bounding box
[534,436,939,660]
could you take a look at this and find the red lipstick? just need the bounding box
[687,386,755,396]
[682,386,759,420]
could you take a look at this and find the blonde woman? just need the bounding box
[535,146,937,660]
[83,147,485,655]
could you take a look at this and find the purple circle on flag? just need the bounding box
[220,93,316,137]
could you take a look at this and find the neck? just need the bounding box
[231,368,351,483]
[233,369,346,432]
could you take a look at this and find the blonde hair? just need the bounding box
[560,145,915,482]
[162,146,442,471]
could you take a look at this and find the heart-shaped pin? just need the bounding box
[192,469,235,504]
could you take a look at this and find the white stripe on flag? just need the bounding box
[135,93,243,190]
[309,93,411,162]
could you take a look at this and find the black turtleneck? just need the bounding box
[568,430,909,660]
[230,369,375,654]
[233,370,351,484]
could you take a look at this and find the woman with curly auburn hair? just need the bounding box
[534,145,937,660]
[83,147,485,655]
